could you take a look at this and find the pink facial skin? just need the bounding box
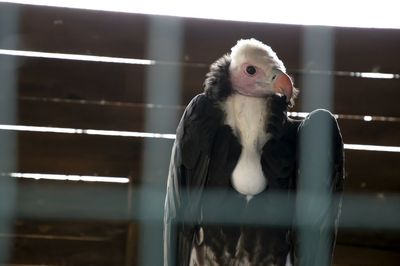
[231,64,293,101]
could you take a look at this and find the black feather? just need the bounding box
[204,54,233,101]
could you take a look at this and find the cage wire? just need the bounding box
[138,16,184,266]
[296,26,335,266]
[0,11,399,266]
[0,8,18,264]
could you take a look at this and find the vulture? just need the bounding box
[164,39,344,266]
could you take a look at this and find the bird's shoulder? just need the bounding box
[177,93,223,169]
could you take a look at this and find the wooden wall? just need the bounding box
[0,2,399,265]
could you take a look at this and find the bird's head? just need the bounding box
[229,39,294,103]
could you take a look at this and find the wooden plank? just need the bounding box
[339,119,400,147]
[17,100,400,147]
[9,231,126,266]
[17,132,148,178]
[333,76,400,116]
[15,178,130,221]
[15,56,197,104]
[1,3,399,72]
[337,229,400,252]
[11,56,400,116]
[18,99,151,133]
[9,180,400,263]
[344,150,400,193]
[5,177,400,265]
[8,237,400,266]
[12,179,400,242]
[6,222,400,266]
[182,18,302,69]
[184,18,400,73]
[7,182,131,265]
[334,244,400,266]
[335,27,400,73]
[10,220,129,239]
[0,3,148,59]
[16,57,146,103]
[12,131,400,193]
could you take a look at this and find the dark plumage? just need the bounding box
[204,54,232,101]
[164,39,344,266]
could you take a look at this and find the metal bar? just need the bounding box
[137,16,184,266]
[297,26,336,266]
[0,6,19,264]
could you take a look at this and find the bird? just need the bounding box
[164,38,344,266]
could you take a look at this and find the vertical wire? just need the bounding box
[137,16,183,266]
[0,6,19,264]
[297,26,335,266]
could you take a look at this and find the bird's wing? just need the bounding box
[261,101,344,265]
[292,109,345,266]
[164,93,222,266]
[261,95,299,190]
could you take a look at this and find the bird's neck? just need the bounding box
[223,93,271,150]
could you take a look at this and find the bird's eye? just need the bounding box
[271,74,277,81]
[246,65,257,75]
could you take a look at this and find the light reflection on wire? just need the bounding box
[0,124,399,152]
[1,48,399,79]
[0,172,129,183]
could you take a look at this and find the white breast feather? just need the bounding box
[224,94,271,197]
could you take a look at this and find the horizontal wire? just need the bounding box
[1,48,399,79]
[0,232,107,241]
[0,172,130,183]
[0,124,176,139]
[292,69,400,79]
[19,95,186,110]
[0,264,59,266]
[0,124,399,152]
[344,144,400,153]
[0,48,155,65]
[0,48,206,68]
[9,184,400,230]
[19,96,400,122]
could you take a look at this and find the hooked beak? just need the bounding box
[273,70,293,102]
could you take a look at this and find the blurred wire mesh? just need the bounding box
[0,4,399,266]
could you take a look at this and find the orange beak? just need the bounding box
[273,72,293,102]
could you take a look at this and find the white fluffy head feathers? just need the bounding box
[230,38,286,73]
